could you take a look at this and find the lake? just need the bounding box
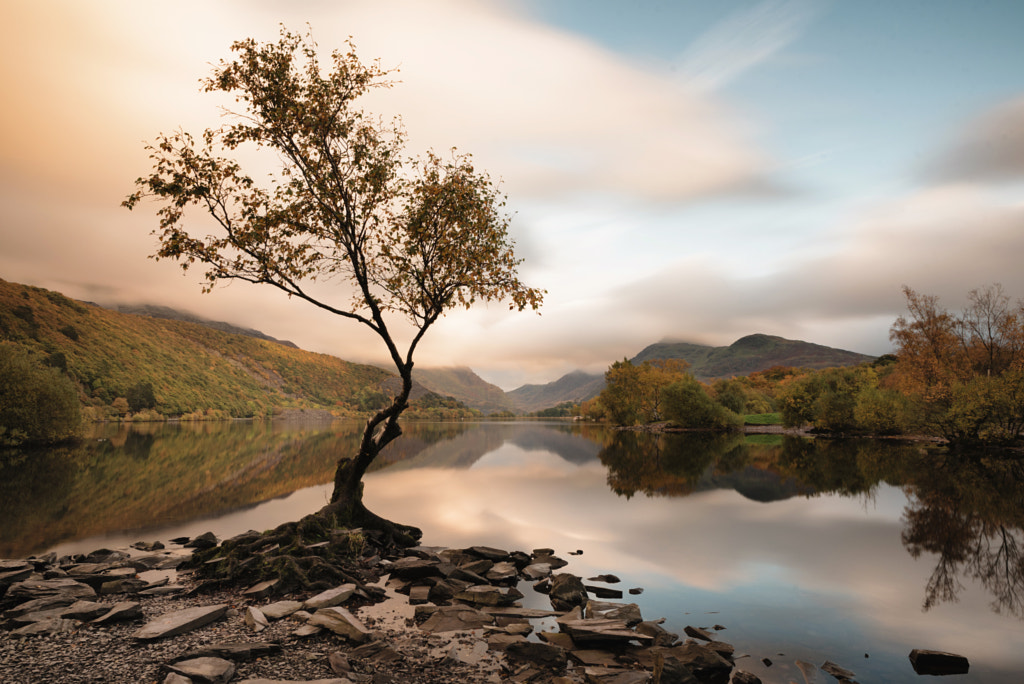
[2,419,1022,682]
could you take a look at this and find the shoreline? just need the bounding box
[0,532,969,683]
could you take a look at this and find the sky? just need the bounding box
[2,0,1024,390]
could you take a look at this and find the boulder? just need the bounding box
[550,573,588,611]
[908,649,969,675]
[134,604,229,640]
[587,585,624,599]
[184,531,219,549]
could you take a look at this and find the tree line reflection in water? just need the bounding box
[597,429,1024,620]
[2,419,1022,621]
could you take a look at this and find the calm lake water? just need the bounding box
[3,419,1023,683]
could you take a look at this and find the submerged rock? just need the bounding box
[909,649,970,675]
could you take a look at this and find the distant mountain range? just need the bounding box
[503,334,876,413]
[1,278,877,415]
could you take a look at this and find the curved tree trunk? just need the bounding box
[317,361,422,545]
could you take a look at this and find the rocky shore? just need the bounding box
[0,532,969,683]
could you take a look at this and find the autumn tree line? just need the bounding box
[587,285,1024,449]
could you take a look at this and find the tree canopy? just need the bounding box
[124,28,542,529]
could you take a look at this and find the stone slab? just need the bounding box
[303,583,356,610]
[133,604,228,640]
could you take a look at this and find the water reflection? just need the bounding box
[4,420,1024,680]
[595,430,1024,622]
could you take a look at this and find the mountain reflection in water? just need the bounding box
[2,420,1023,682]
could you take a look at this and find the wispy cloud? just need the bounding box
[676,0,820,91]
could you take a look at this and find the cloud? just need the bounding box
[591,184,1024,358]
[926,96,1024,182]
[676,0,820,90]
[0,0,779,389]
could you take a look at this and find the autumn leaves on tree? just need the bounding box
[124,28,543,525]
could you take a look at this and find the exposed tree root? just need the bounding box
[180,495,422,593]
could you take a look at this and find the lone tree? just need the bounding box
[124,30,543,546]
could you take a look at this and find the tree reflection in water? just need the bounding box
[597,430,1024,620]
[901,456,1024,618]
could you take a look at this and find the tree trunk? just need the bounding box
[317,364,421,545]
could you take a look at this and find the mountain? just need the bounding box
[633,333,875,379]
[506,370,605,413]
[412,367,513,414]
[0,278,393,418]
[509,334,876,411]
[112,304,299,348]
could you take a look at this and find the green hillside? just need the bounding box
[0,278,393,420]
[633,333,875,379]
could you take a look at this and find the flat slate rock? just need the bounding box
[133,604,228,640]
[92,601,143,624]
[172,642,283,663]
[236,680,354,684]
[559,618,653,647]
[581,666,652,684]
[683,625,716,642]
[261,600,304,619]
[7,578,96,601]
[167,656,236,684]
[309,606,371,643]
[303,583,356,610]
[12,617,78,637]
[420,604,495,633]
